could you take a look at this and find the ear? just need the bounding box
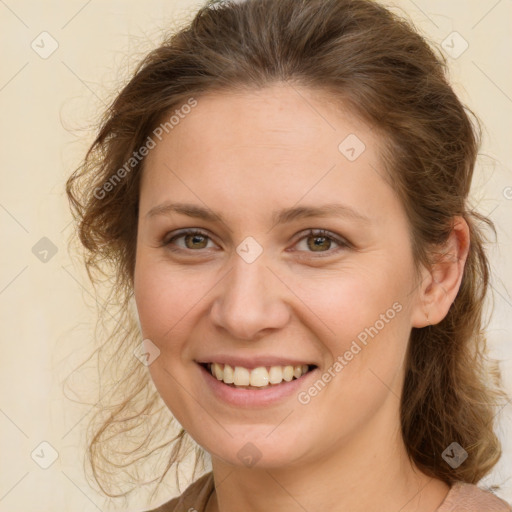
[411,216,470,328]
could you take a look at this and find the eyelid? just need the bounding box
[290,228,351,253]
[162,228,218,249]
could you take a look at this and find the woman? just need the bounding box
[65,0,511,510]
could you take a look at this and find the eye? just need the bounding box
[291,229,351,257]
[162,228,350,256]
[163,229,216,251]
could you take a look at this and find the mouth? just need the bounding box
[198,362,318,390]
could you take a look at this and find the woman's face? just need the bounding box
[134,83,427,469]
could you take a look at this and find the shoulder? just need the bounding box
[143,472,214,512]
[436,481,512,512]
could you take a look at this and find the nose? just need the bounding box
[209,251,291,341]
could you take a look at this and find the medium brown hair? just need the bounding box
[65,0,509,499]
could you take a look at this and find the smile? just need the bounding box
[201,362,316,389]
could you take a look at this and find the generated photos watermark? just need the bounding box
[93,97,198,200]
[297,301,403,405]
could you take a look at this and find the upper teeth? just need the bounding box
[208,362,310,387]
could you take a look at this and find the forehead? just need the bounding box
[139,83,401,226]
[148,84,373,161]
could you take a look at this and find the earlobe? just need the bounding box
[411,216,470,328]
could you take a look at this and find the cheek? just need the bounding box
[294,268,411,395]
[133,255,215,348]
[291,267,406,340]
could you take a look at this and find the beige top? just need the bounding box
[145,472,512,512]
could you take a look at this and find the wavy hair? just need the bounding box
[65,0,509,500]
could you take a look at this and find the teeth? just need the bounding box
[214,363,224,381]
[250,367,268,387]
[269,365,284,384]
[283,365,294,382]
[233,366,250,385]
[208,362,311,388]
[223,364,234,384]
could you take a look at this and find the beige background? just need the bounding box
[1,0,511,510]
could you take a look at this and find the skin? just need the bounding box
[133,83,469,512]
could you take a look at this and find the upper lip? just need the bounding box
[195,355,317,370]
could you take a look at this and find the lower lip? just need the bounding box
[197,363,319,408]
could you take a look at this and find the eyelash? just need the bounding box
[162,228,351,257]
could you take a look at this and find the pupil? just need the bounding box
[310,236,329,251]
[188,234,206,248]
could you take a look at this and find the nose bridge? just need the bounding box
[210,243,289,340]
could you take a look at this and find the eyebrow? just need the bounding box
[145,201,371,225]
